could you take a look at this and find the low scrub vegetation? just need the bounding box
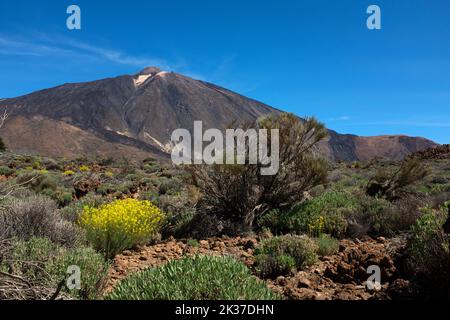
[106,255,280,300]
[0,237,108,300]
[254,235,318,278]
[366,158,428,200]
[314,234,339,257]
[0,196,82,247]
[0,118,449,300]
[279,191,357,238]
[405,205,450,298]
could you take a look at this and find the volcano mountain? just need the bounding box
[0,67,437,161]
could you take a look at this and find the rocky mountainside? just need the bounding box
[0,67,437,161]
[409,144,450,160]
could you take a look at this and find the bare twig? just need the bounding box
[0,271,32,287]
[0,108,8,129]
[0,174,39,200]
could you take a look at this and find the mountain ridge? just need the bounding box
[0,67,438,161]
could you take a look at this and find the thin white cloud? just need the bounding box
[60,38,170,69]
[0,36,74,56]
[0,34,169,69]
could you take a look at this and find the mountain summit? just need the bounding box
[138,66,162,75]
[0,68,437,161]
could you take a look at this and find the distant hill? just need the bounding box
[0,67,437,161]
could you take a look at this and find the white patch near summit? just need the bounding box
[134,74,152,87]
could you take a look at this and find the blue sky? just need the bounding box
[0,0,449,143]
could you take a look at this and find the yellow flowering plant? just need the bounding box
[80,198,165,259]
[105,171,114,178]
[79,165,90,172]
[307,216,325,237]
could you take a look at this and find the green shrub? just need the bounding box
[256,209,283,233]
[125,173,142,183]
[158,178,182,195]
[115,181,135,194]
[15,171,60,194]
[98,156,114,166]
[429,183,450,194]
[60,192,107,223]
[366,158,428,200]
[142,157,156,165]
[143,163,161,174]
[106,255,279,300]
[1,237,108,300]
[49,245,109,299]
[97,183,118,196]
[407,206,446,264]
[41,187,74,207]
[345,193,424,238]
[42,158,61,171]
[314,234,339,257]
[162,208,197,238]
[186,239,199,247]
[254,254,297,278]
[15,170,38,185]
[405,206,450,298]
[2,237,57,283]
[58,189,74,207]
[254,235,318,278]
[353,196,393,236]
[138,189,159,203]
[32,159,42,169]
[155,192,198,237]
[0,165,13,176]
[282,191,357,237]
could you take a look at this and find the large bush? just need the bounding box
[80,198,165,258]
[188,113,328,236]
[0,165,13,176]
[254,235,318,278]
[366,158,428,200]
[0,196,82,247]
[106,255,279,300]
[348,194,422,237]
[405,205,450,298]
[0,237,108,300]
